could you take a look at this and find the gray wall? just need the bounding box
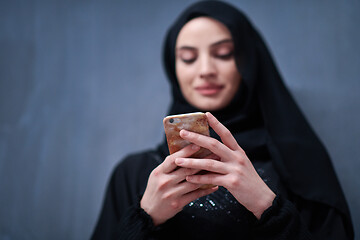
[0,0,359,239]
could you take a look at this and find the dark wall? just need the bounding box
[1,1,359,239]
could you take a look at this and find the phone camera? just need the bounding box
[169,118,174,123]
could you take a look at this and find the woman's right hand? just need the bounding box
[140,144,218,226]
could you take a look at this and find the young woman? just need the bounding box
[92,1,354,239]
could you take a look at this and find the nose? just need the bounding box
[199,55,216,79]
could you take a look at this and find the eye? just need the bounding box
[216,51,234,60]
[177,49,197,64]
[212,43,234,60]
[181,57,197,64]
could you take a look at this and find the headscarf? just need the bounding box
[159,0,353,234]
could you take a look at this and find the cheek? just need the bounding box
[175,61,196,88]
[229,70,241,85]
[221,64,241,100]
[220,62,241,84]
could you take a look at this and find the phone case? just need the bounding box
[163,112,211,158]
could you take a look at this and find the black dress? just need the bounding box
[91,148,351,240]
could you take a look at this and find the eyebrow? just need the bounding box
[176,39,233,51]
[211,39,233,47]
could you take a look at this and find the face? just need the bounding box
[175,17,241,111]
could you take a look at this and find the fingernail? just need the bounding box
[180,130,189,136]
[176,158,184,165]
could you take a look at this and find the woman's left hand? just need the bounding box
[175,112,276,219]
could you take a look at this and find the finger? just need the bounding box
[162,144,200,173]
[175,158,228,174]
[204,153,221,161]
[181,186,219,205]
[206,112,240,151]
[180,130,233,160]
[186,173,226,187]
[175,181,203,195]
[162,181,201,202]
[170,167,200,183]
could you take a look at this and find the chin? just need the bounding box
[193,100,226,112]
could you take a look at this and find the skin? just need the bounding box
[141,17,275,226]
[175,17,241,111]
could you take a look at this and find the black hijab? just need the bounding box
[159,0,352,232]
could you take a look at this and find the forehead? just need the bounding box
[176,17,232,47]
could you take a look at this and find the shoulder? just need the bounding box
[110,148,162,187]
[117,149,162,172]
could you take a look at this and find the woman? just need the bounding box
[91,1,354,239]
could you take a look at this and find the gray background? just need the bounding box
[1,0,359,239]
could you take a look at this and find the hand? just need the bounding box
[174,112,276,219]
[140,144,218,226]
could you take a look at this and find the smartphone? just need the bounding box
[163,112,215,189]
[163,112,211,158]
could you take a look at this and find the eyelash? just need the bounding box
[180,51,234,64]
[182,58,196,64]
[216,51,234,59]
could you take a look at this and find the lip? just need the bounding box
[195,84,224,96]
